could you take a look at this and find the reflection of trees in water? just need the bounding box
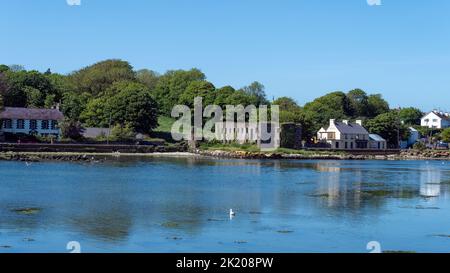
[310,161,450,215]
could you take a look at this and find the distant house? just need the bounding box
[317,119,385,150]
[214,122,281,149]
[0,107,64,138]
[407,127,420,146]
[369,134,387,150]
[421,111,450,129]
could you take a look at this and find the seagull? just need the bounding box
[229,209,236,219]
[25,162,32,167]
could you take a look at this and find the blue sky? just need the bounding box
[2,0,450,111]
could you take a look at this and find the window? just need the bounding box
[16,119,25,129]
[433,119,438,122]
[3,119,12,129]
[345,142,348,149]
[41,120,49,130]
[335,142,339,149]
[51,120,58,130]
[30,120,37,130]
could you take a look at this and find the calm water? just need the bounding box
[1,157,450,253]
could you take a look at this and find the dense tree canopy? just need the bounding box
[241,81,268,105]
[68,59,136,96]
[0,60,419,145]
[398,107,423,126]
[441,128,450,143]
[365,111,409,147]
[153,69,206,115]
[81,81,158,134]
[178,80,216,107]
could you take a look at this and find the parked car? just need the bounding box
[436,142,449,150]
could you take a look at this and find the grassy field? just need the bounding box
[199,142,346,155]
[155,116,175,133]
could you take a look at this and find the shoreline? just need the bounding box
[0,149,449,162]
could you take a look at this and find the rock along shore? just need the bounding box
[0,149,449,162]
[196,149,450,161]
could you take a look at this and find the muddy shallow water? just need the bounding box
[1,157,450,253]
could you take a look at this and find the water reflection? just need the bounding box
[1,158,450,252]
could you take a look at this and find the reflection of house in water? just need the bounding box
[315,163,342,207]
[314,162,364,209]
[420,164,442,198]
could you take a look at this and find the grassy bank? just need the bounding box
[198,142,347,156]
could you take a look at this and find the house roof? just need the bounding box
[423,111,450,121]
[332,121,369,135]
[0,107,64,120]
[369,134,386,142]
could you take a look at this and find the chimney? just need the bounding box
[355,120,363,126]
[342,120,349,125]
[330,119,336,126]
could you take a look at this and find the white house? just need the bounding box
[421,111,450,129]
[317,119,386,150]
[215,121,280,149]
[0,107,64,138]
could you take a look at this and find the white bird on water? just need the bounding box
[229,209,236,219]
[25,162,32,167]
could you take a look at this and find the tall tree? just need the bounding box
[81,81,158,134]
[365,111,409,147]
[153,68,205,115]
[398,107,423,126]
[69,59,135,96]
[347,89,369,117]
[241,81,268,105]
[441,128,450,143]
[303,91,352,131]
[367,94,390,118]
[136,69,160,90]
[178,80,216,107]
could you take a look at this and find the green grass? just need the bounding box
[199,142,346,156]
[155,116,176,133]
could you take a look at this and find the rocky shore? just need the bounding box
[196,149,450,161]
[1,148,449,162]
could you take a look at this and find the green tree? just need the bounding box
[62,92,92,121]
[0,65,9,73]
[153,68,205,115]
[303,91,352,131]
[136,69,160,90]
[80,96,109,127]
[25,86,44,107]
[441,128,450,143]
[81,81,158,134]
[111,123,135,142]
[2,70,57,107]
[69,59,136,96]
[214,86,236,107]
[347,89,369,117]
[60,119,85,140]
[225,90,256,106]
[241,81,268,105]
[398,107,423,126]
[273,97,314,141]
[367,94,390,118]
[365,111,409,147]
[178,80,216,107]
